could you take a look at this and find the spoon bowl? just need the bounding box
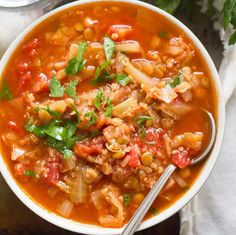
[0,0,39,8]
[122,110,216,235]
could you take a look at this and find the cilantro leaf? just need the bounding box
[43,125,67,141]
[90,61,111,85]
[114,74,131,86]
[123,193,131,206]
[49,76,64,97]
[65,79,78,100]
[71,104,81,125]
[25,118,45,137]
[137,116,153,127]
[90,130,101,138]
[169,76,180,88]
[159,31,167,38]
[141,127,146,139]
[149,207,158,215]
[40,106,60,117]
[85,110,97,126]
[104,98,113,117]
[104,36,115,61]
[65,42,88,76]
[0,80,13,100]
[24,170,37,177]
[61,148,74,159]
[154,0,181,14]
[25,119,78,159]
[93,89,104,110]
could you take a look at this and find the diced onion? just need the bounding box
[112,97,139,118]
[70,169,87,204]
[56,199,74,217]
[48,187,60,198]
[11,145,25,161]
[172,173,188,188]
[56,181,71,194]
[115,40,141,54]
[62,156,76,172]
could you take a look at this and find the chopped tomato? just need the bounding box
[107,24,132,41]
[41,151,61,185]
[171,148,191,169]
[23,38,39,52]
[145,128,163,148]
[17,61,30,74]
[18,71,32,91]
[133,128,164,154]
[43,162,60,185]
[127,149,140,167]
[32,73,49,93]
[74,143,103,158]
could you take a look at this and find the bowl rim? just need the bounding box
[0,0,225,234]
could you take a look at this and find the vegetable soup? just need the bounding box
[0,2,216,228]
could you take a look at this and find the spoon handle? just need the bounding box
[121,164,177,235]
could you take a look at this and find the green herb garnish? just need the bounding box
[49,76,64,97]
[123,193,131,206]
[65,42,88,76]
[25,119,78,159]
[149,207,158,215]
[90,61,111,85]
[169,76,180,88]
[90,130,101,138]
[0,80,13,100]
[137,116,153,127]
[90,36,115,84]
[141,127,146,139]
[85,110,98,126]
[114,74,131,86]
[24,170,37,177]
[65,79,78,100]
[71,104,81,125]
[40,106,60,117]
[159,31,167,38]
[104,36,115,61]
[93,89,104,110]
[104,98,113,117]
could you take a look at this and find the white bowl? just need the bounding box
[0,0,225,234]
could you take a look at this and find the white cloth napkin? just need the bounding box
[180,1,236,234]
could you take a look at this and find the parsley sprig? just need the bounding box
[49,77,78,100]
[104,98,113,117]
[85,110,98,126]
[93,89,104,110]
[123,193,131,206]
[65,42,88,76]
[90,36,116,84]
[25,118,79,159]
[0,80,13,100]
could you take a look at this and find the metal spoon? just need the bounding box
[122,110,216,235]
[0,0,39,7]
